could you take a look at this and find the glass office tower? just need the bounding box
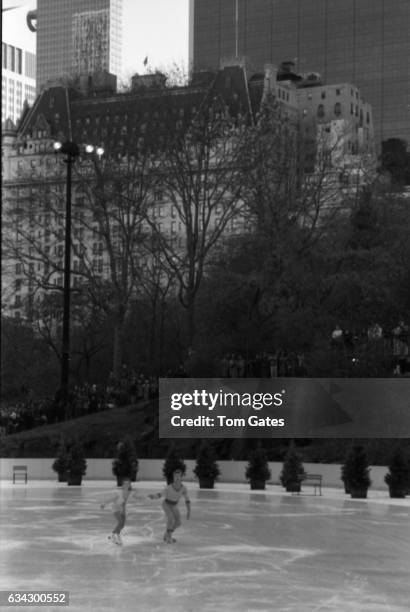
[36,0,122,92]
[190,0,410,145]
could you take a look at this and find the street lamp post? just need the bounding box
[53,141,104,415]
[54,141,79,413]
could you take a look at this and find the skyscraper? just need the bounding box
[35,0,122,92]
[189,0,410,146]
[2,6,36,125]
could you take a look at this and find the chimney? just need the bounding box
[131,72,167,91]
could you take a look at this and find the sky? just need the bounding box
[2,0,190,80]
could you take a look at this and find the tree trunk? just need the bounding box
[149,297,157,371]
[159,299,166,373]
[187,298,196,350]
[112,322,124,377]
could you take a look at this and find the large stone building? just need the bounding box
[189,0,410,146]
[2,63,374,319]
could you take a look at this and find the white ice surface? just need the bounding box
[0,481,409,611]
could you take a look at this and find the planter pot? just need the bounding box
[388,486,406,499]
[350,487,367,499]
[198,477,215,489]
[286,482,301,493]
[67,476,83,486]
[250,480,266,490]
[57,472,67,483]
[115,470,137,487]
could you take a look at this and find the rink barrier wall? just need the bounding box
[0,458,390,490]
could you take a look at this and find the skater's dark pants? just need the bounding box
[113,511,126,534]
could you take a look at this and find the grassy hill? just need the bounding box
[0,400,172,458]
[1,400,407,463]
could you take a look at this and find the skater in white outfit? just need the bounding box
[100,477,138,545]
[149,469,191,543]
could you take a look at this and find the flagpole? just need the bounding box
[235,0,239,58]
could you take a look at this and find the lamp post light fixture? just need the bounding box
[53,140,104,414]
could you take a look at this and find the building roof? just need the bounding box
[15,66,262,155]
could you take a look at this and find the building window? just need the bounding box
[321,91,326,99]
[15,48,22,74]
[7,45,15,71]
[334,102,342,117]
[317,104,325,118]
[336,88,341,96]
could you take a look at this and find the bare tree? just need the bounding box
[236,94,378,331]
[146,98,248,348]
[70,150,160,375]
[3,144,159,378]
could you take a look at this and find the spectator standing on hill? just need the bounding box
[331,324,344,346]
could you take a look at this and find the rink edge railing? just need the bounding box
[0,458,392,490]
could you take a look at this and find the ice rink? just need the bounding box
[1,481,409,612]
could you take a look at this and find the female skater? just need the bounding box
[100,477,138,545]
[149,469,191,543]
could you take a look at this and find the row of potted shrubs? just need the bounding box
[52,438,410,498]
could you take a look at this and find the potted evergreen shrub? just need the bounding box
[341,445,371,499]
[163,444,186,484]
[245,444,271,490]
[52,438,68,482]
[280,442,306,493]
[341,451,351,494]
[193,441,220,489]
[112,438,139,487]
[384,446,410,498]
[65,441,87,486]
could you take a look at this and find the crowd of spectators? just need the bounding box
[331,319,410,374]
[2,322,408,439]
[0,395,55,437]
[106,366,158,405]
[218,351,307,378]
[1,366,159,438]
